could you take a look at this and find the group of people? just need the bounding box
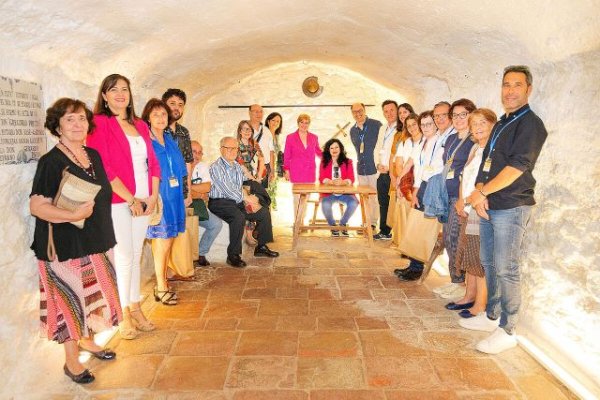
[29,64,547,385]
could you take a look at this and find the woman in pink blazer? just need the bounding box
[283,113,322,215]
[318,138,359,237]
[87,74,161,340]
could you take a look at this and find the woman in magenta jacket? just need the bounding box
[283,113,322,215]
[318,138,359,237]
[87,74,161,340]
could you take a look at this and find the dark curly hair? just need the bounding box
[265,112,283,135]
[162,88,187,104]
[141,98,174,129]
[45,98,95,137]
[321,138,349,168]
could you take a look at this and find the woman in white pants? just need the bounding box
[87,74,161,339]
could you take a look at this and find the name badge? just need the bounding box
[359,142,364,154]
[446,169,455,180]
[169,176,179,188]
[483,158,492,172]
[425,166,434,173]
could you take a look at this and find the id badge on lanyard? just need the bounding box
[482,157,492,172]
[169,176,179,188]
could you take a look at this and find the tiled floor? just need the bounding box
[68,227,576,399]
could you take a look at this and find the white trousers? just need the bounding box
[358,173,380,226]
[111,203,149,309]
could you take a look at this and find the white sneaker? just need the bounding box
[476,327,517,354]
[439,284,466,299]
[433,282,454,294]
[458,312,499,332]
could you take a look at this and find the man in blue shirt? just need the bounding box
[208,137,279,268]
[461,65,548,355]
[350,103,382,230]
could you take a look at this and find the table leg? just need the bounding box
[292,194,308,250]
[360,194,374,247]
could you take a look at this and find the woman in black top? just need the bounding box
[30,98,122,384]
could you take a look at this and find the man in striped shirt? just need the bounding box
[208,137,279,268]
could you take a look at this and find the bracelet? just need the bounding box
[478,189,487,198]
[128,198,136,207]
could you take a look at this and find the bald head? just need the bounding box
[249,104,263,127]
[191,140,203,163]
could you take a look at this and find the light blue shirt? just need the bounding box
[209,157,244,203]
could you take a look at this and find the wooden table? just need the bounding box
[292,183,377,250]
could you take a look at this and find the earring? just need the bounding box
[104,101,108,109]
[127,104,131,109]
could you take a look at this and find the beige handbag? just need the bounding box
[166,208,197,277]
[148,195,163,226]
[397,208,442,262]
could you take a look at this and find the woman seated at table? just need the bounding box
[318,138,359,237]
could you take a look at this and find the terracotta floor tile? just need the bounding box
[237,316,278,330]
[337,276,384,290]
[171,318,208,330]
[274,267,305,276]
[354,299,413,318]
[371,289,407,300]
[277,287,308,299]
[385,389,459,399]
[273,256,303,267]
[242,287,277,299]
[154,356,229,390]
[406,299,456,317]
[514,374,574,400]
[236,330,298,356]
[364,356,439,389]
[317,316,357,331]
[386,317,426,331]
[208,289,244,302]
[348,258,386,268]
[165,391,228,400]
[259,298,309,316]
[431,357,515,390]
[297,250,333,259]
[276,316,317,331]
[357,268,393,276]
[422,331,487,357]
[204,318,239,330]
[310,259,345,268]
[204,301,259,318]
[205,275,248,289]
[89,355,163,390]
[109,330,177,356]
[298,331,359,357]
[296,275,338,289]
[341,289,374,300]
[232,390,308,400]
[149,301,206,319]
[401,285,439,299]
[302,267,333,276]
[309,300,362,317]
[171,331,239,356]
[309,389,386,400]
[176,289,210,301]
[296,358,364,388]
[226,357,295,389]
[265,275,298,288]
[355,317,390,330]
[308,288,340,300]
[360,330,428,357]
[378,275,413,289]
[333,268,362,276]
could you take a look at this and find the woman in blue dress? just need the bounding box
[141,98,187,305]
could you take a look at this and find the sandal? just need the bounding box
[130,308,156,332]
[118,320,138,340]
[154,287,178,306]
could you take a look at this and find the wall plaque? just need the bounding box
[0,76,46,165]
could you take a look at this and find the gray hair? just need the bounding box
[503,65,533,86]
[220,136,237,147]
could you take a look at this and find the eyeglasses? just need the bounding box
[420,122,435,128]
[221,146,238,151]
[241,127,252,132]
[433,113,448,120]
[351,109,364,115]
[452,111,469,119]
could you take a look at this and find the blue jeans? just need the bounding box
[321,194,359,226]
[480,206,532,334]
[199,211,223,256]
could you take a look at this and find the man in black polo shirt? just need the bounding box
[350,102,382,230]
[460,65,547,354]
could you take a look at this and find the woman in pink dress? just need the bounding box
[283,113,322,215]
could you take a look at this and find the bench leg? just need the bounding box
[292,194,308,250]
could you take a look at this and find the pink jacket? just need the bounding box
[318,158,357,199]
[87,114,161,204]
[283,130,322,183]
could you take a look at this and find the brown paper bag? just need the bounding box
[397,208,442,262]
[167,208,197,278]
[391,197,410,246]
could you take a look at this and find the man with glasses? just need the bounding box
[208,137,279,268]
[190,141,223,267]
[461,65,547,354]
[432,101,456,146]
[249,104,274,188]
[350,103,382,230]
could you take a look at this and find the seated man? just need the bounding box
[190,140,223,267]
[208,136,279,267]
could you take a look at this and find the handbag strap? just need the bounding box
[47,223,57,261]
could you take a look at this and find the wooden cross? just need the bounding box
[333,122,350,138]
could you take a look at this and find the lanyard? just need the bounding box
[444,133,471,167]
[151,130,175,176]
[488,107,531,154]
[383,123,396,144]
[419,136,439,166]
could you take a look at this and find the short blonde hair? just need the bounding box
[297,113,311,124]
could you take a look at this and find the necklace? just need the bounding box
[59,141,96,179]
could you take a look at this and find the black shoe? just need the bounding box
[339,224,349,237]
[64,364,95,384]
[393,268,410,277]
[194,255,210,268]
[445,301,475,311]
[254,245,279,258]
[331,230,340,237]
[226,255,247,268]
[78,345,116,360]
[397,270,422,281]
[373,232,392,240]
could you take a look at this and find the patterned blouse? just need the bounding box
[236,139,263,177]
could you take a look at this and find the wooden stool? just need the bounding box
[309,195,345,227]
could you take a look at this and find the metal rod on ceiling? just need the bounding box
[218,104,375,109]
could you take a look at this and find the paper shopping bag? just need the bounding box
[397,208,442,262]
